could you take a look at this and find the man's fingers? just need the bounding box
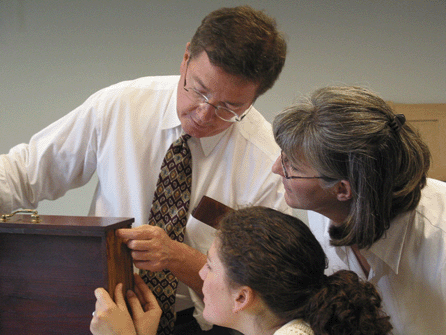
[116,226,163,240]
[127,240,155,251]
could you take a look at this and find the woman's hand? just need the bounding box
[128,274,162,335]
[90,274,161,335]
[90,282,136,335]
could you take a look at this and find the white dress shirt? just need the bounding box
[308,178,446,334]
[0,75,289,329]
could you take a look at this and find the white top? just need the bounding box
[274,319,314,335]
[308,178,446,335]
[0,75,289,330]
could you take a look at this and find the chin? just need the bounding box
[181,121,208,138]
[203,307,224,326]
[284,195,299,209]
[202,310,215,325]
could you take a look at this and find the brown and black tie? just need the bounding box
[140,133,192,335]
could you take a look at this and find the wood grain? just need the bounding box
[0,215,134,334]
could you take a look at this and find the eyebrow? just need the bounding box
[284,152,308,170]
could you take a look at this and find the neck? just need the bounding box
[319,200,351,227]
[351,244,371,278]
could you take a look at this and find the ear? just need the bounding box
[335,180,352,201]
[232,286,255,313]
[180,42,191,73]
[183,42,191,63]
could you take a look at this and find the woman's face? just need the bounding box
[272,151,339,215]
[199,240,237,327]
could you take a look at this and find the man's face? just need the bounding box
[177,45,259,138]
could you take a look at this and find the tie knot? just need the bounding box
[172,134,191,155]
[181,134,191,142]
[174,133,191,147]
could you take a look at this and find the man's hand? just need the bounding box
[117,225,207,297]
[117,225,179,271]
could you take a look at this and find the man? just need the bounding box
[0,6,288,334]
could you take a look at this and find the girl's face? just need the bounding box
[199,240,237,327]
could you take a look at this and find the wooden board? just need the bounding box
[388,102,446,181]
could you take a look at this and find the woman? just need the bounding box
[91,207,392,335]
[272,85,446,334]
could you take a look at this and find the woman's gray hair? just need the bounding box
[273,86,430,248]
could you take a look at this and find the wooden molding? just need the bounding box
[387,102,446,181]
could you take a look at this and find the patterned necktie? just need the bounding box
[140,133,192,335]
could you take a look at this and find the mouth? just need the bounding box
[190,117,210,129]
[282,178,290,189]
[283,182,293,196]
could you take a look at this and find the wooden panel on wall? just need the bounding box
[388,102,446,181]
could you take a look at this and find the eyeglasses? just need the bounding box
[183,63,252,123]
[280,151,326,180]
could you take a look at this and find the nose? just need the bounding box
[272,156,283,176]
[199,264,207,280]
[195,103,216,123]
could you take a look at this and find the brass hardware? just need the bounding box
[0,209,41,223]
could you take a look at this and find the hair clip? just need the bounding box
[388,114,406,132]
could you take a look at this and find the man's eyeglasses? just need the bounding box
[280,151,326,180]
[183,63,252,123]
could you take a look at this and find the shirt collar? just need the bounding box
[364,211,413,274]
[161,84,181,130]
[330,211,412,275]
[198,128,231,156]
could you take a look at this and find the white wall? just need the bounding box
[1,0,445,220]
